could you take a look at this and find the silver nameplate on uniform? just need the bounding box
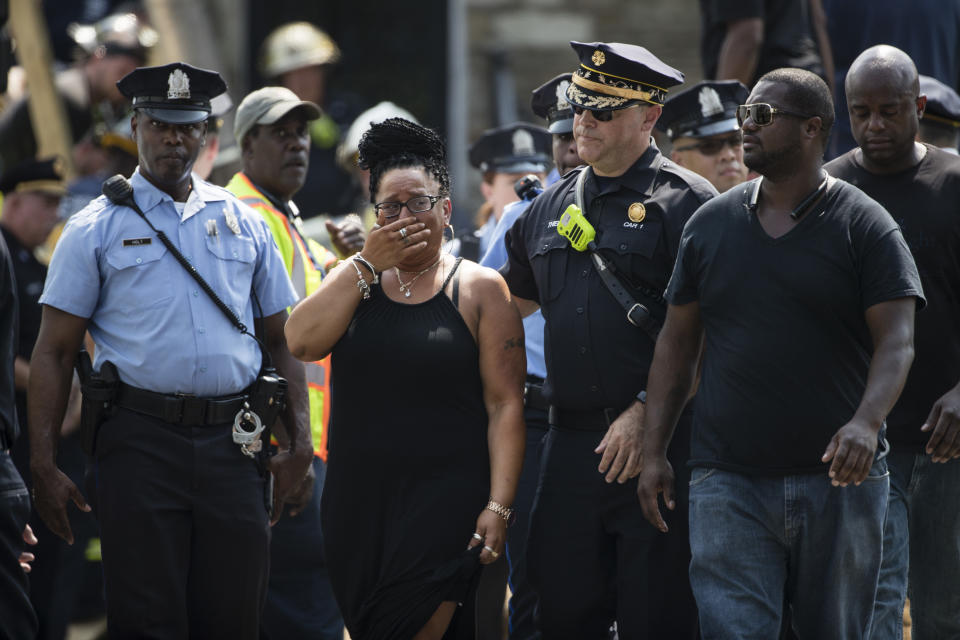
[122,238,152,246]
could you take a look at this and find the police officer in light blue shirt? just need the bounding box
[478,73,582,640]
[28,62,311,639]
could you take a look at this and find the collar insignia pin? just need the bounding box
[628,202,646,223]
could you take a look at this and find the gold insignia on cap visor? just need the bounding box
[572,68,669,106]
[592,50,606,66]
[628,202,646,223]
[167,69,191,99]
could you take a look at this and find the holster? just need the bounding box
[75,351,119,456]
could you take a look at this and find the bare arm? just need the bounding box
[28,305,91,543]
[260,310,312,524]
[637,301,704,533]
[715,18,764,84]
[286,217,430,361]
[467,268,526,565]
[822,297,916,486]
[14,356,28,391]
[513,295,540,318]
[809,0,835,94]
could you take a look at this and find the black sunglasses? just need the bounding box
[572,104,639,122]
[674,133,743,156]
[736,103,818,127]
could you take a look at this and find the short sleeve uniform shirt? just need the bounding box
[41,169,298,397]
[502,143,717,411]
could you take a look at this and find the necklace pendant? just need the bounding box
[404,290,411,298]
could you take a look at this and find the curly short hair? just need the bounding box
[358,117,450,203]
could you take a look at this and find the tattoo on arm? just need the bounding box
[504,337,523,350]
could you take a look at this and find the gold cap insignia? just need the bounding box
[592,50,606,66]
[628,202,646,223]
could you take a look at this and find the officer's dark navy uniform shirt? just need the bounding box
[502,141,717,412]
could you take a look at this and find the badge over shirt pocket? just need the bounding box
[203,232,257,310]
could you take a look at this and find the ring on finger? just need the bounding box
[483,545,499,558]
[399,227,408,239]
[472,532,483,541]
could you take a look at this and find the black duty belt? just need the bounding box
[548,406,622,432]
[524,378,549,412]
[115,383,247,426]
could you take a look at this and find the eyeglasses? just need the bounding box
[374,195,441,218]
[674,133,743,156]
[572,104,640,122]
[736,103,818,127]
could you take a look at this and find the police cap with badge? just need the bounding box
[565,41,684,111]
[468,123,552,174]
[117,62,227,124]
[0,157,67,196]
[531,73,576,134]
[920,75,960,130]
[656,80,749,140]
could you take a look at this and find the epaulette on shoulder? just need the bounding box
[659,158,719,203]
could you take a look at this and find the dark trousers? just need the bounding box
[93,408,270,639]
[261,456,343,640]
[0,450,37,640]
[506,409,548,640]
[12,426,98,640]
[527,418,697,640]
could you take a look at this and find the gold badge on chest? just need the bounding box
[627,202,646,223]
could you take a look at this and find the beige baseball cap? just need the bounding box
[233,86,321,145]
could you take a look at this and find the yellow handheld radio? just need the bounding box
[557,203,596,252]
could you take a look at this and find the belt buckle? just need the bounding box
[626,302,648,327]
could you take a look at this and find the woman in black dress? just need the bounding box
[285,118,526,640]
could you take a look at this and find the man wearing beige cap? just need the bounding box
[226,86,364,639]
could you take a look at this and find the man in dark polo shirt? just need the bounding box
[826,45,960,640]
[639,67,923,639]
[502,40,716,637]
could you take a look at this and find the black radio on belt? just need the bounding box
[247,367,287,427]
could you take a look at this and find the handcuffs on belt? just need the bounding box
[232,369,287,459]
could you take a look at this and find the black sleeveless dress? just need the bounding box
[322,259,490,639]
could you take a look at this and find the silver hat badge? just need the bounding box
[556,80,570,110]
[698,86,724,118]
[167,69,191,100]
[512,128,535,156]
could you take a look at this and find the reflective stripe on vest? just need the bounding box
[225,172,331,460]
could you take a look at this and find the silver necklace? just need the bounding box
[394,256,442,298]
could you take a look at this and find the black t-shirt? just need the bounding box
[667,178,924,474]
[700,0,824,85]
[502,143,717,412]
[0,231,19,448]
[826,146,960,450]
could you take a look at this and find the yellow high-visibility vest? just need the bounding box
[226,172,337,461]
